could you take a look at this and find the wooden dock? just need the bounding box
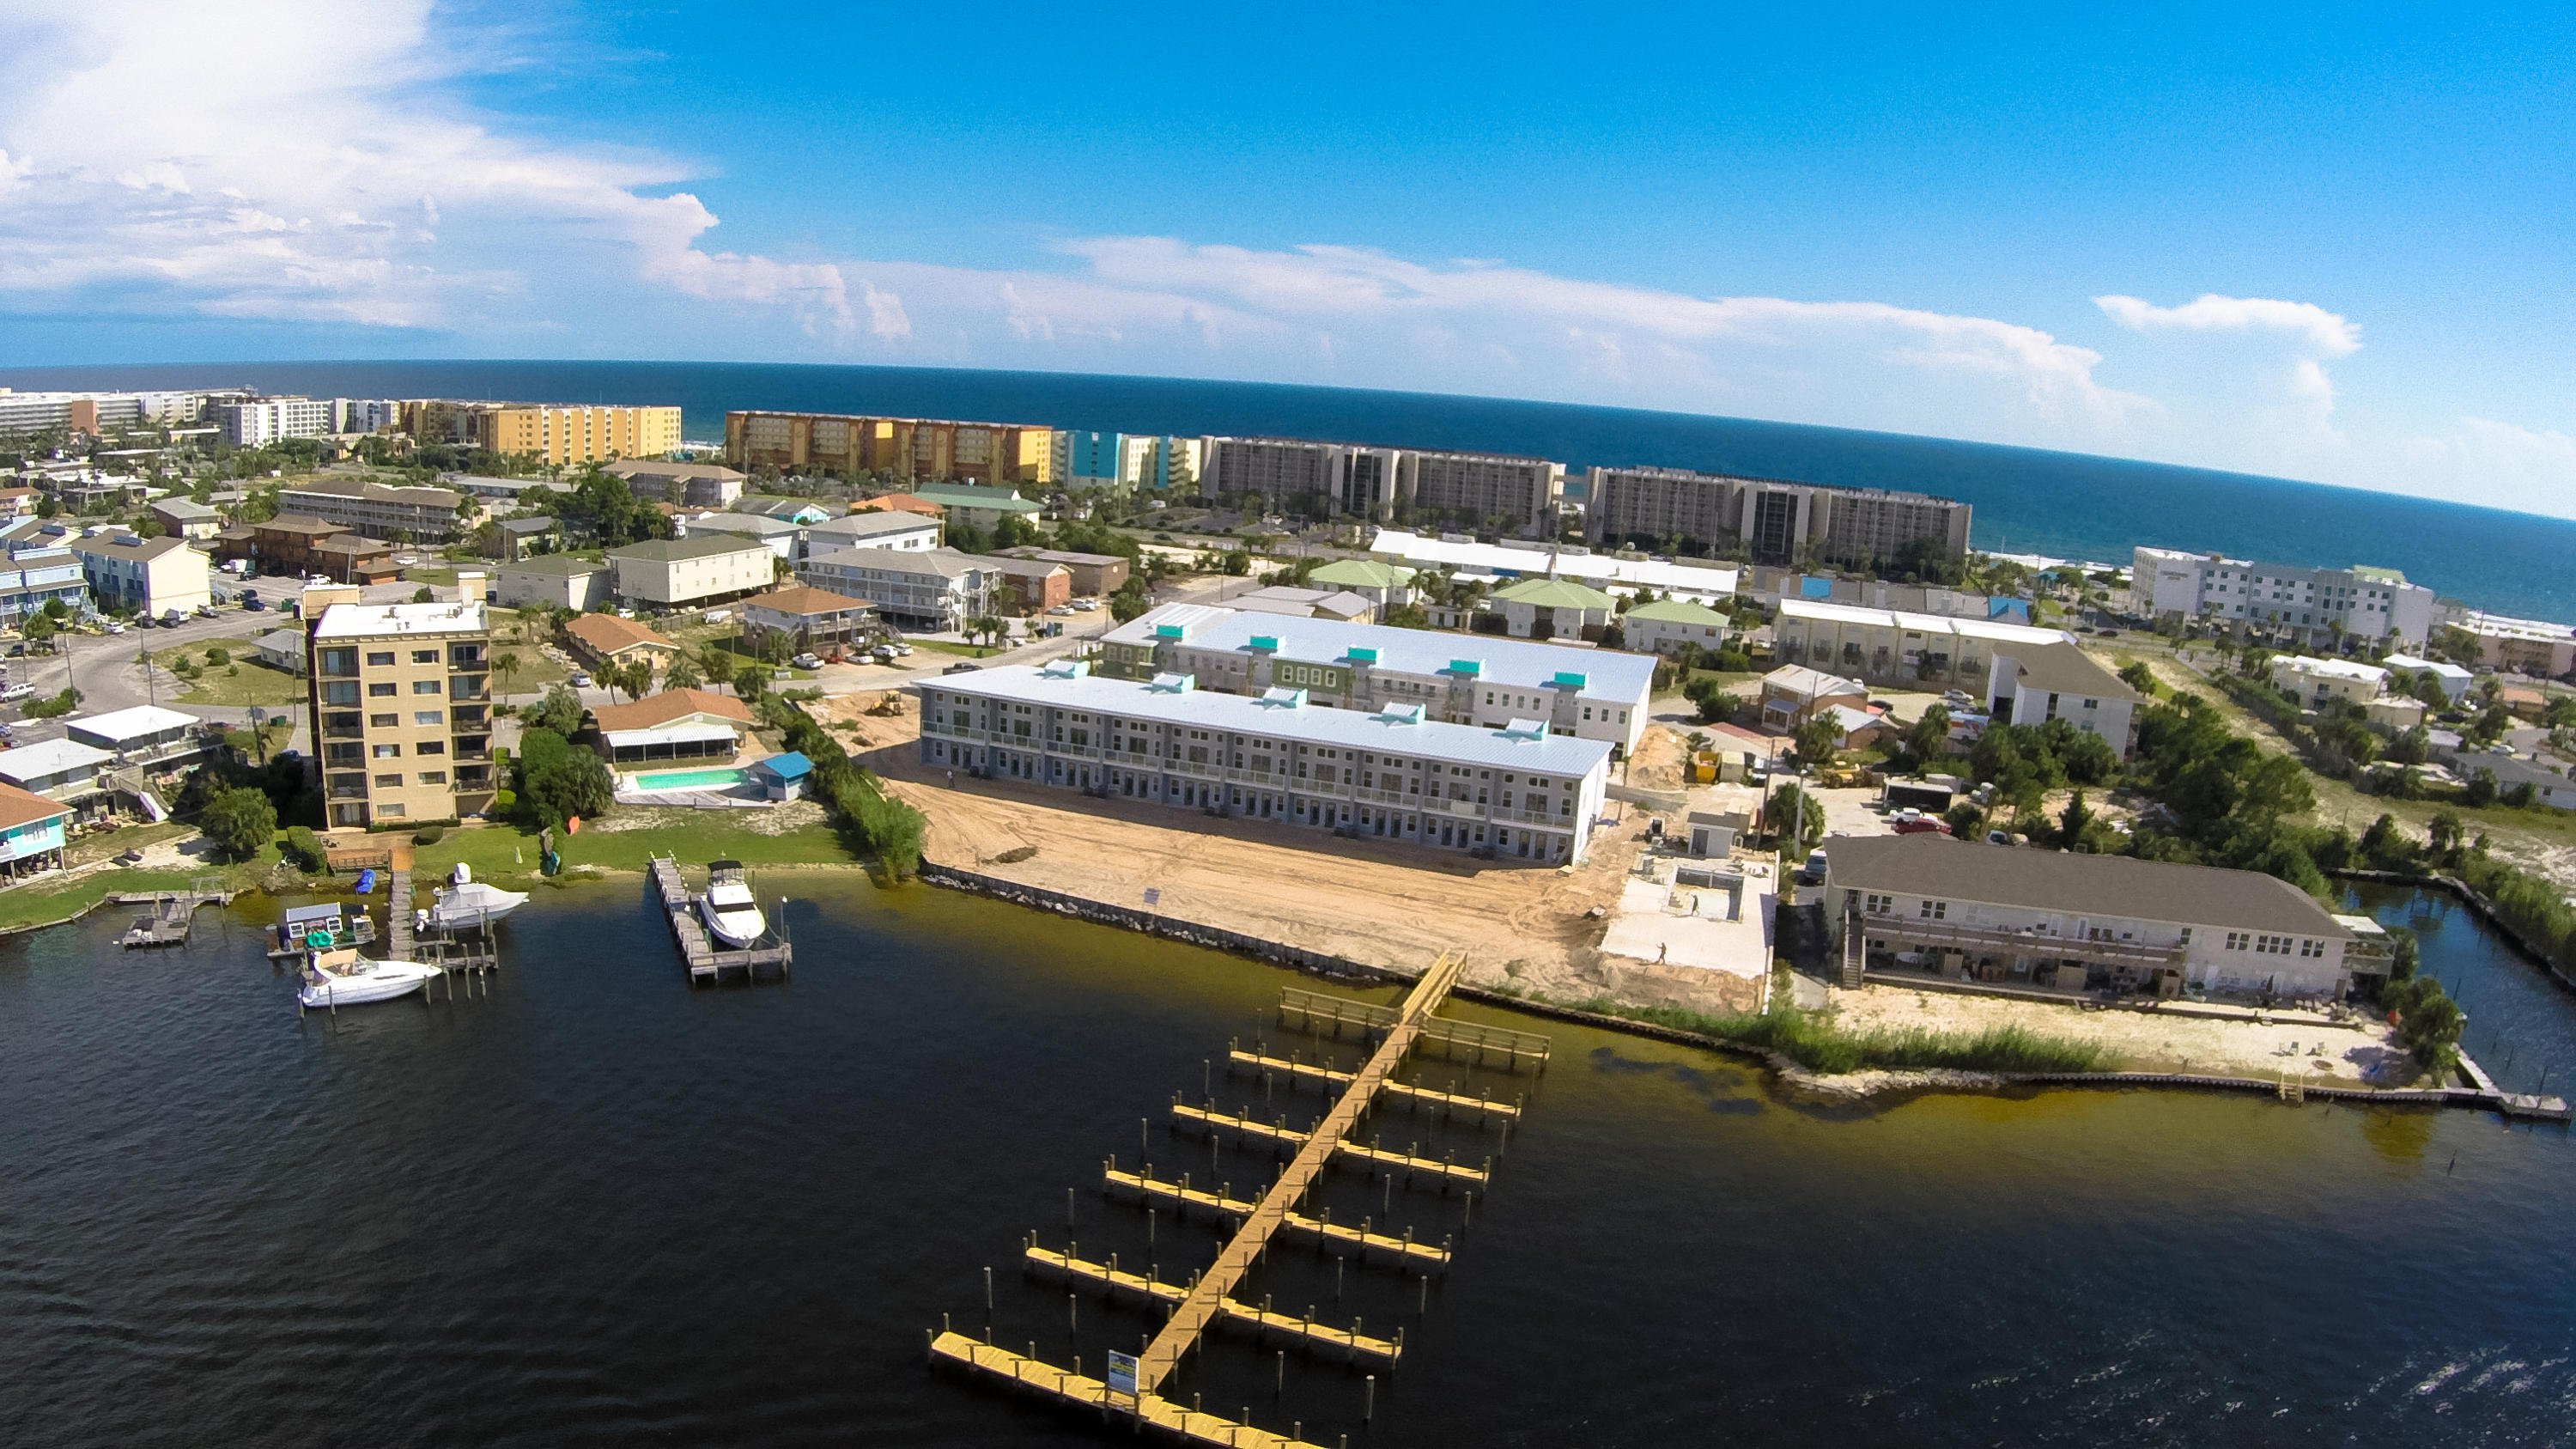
[1103,1166,1450,1268]
[1023,1245,1400,1361]
[929,953,1546,1446]
[1226,1046,1522,1120]
[651,855,792,984]
[1170,1101,1491,1186]
[115,883,231,950]
[927,1333,1325,1449]
[1278,986,1552,1071]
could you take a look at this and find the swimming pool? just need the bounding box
[631,768,748,792]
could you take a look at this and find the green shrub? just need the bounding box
[279,826,327,873]
[204,646,230,666]
[410,825,446,845]
[1571,997,2113,1075]
[492,788,517,813]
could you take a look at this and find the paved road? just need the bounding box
[2,602,302,748]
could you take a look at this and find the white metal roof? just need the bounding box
[605,722,743,749]
[312,600,488,639]
[0,738,112,780]
[64,704,199,743]
[1104,603,1655,706]
[1366,529,1739,599]
[920,664,1617,776]
[1777,597,2070,647]
[2275,654,2388,684]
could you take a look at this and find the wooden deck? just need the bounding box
[1225,1046,1522,1120]
[651,855,792,983]
[1023,1245,1400,1361]
[928,1333,1326,1449]
[115,884,231,950]
[1277,986,1552,1071]
[1103,1166,1451,1269]
[1170,1102,1490,1187]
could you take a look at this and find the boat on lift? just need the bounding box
[297,947,441,1009]
[427,861,529,931]
[696,860,766,947]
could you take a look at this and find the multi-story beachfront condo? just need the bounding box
[2129,545,2435,649]
[1199,437,1404,519]
[724,411,1054,486]
[1585,466,1972,566]
[799,545,1002,632]
[278,478,474,541]
[915,659,1615,865]
[1402,450,1564,533]
[1098,603,1655,755]
[305,590,495,828]
[2445,612,2576,678]
[1824,833,2377,1001]
[1199,439,1563,533]
[404,401,682,466]
[213,397,336,447]
[0,388,220,435]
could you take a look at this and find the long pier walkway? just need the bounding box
[1131,953,1461,1395]
[650,855,791,983]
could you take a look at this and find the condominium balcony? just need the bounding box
[1852,911,2185,968]
[1224,766,1295,789]
[1045,740,1104,760]
[1421,795,1486,820]
[1351,786,1418,807]
[1164,757,1223,781]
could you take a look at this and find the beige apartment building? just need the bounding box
[305,588,495,827]
[724,411,1054,485]
[278,478,475,542]
[1586,466,1971,567]
[605,536,779,607]
[404,401,683,466]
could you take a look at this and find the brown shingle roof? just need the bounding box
[589,688,754,734]
[565,612,676,655]
[744,585,875,618]
[1826,833,2350,937]
[0,778,71,832]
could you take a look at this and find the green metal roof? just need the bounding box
[911,484,1042,514]
[1492,577,1614,610]
[1623,599,1729,625]
[1306,558,1413,589]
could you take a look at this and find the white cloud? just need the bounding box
[0,0,849,333]
[2093,292,2361,356]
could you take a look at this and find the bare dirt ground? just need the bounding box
[822,696,1641,999]
[1829,980,2416,1085]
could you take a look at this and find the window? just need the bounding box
[367,651,394,667]
[414,710,444,726]
[419,770,447,785]
[368,682,397,697]
[1918,899,1947,920]
[413,679,441,695]
[2226,931,2249,951]
[412,649,439,663]
[1864,893,1893,915]
[374,773,401,786]
[319,648,358,676]
[2299,938,2325,959]
[371,744,400,758]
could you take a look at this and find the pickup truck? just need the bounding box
[0,683,33,703]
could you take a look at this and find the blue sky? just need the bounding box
[4,2,2574,514]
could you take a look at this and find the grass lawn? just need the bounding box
[64,819,193,868]
[411,809,860,888]
[483,608,571,693]
[910,638,1003,658]
[0,844,277,934]
[151,636,306,707]
[404,567,459,587]
[1683,667,1764,692]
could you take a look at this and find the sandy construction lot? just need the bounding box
[1829,981,2415,1085]
[821,697,1641,998]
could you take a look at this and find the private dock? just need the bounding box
[115,882,231,949]
[930,952,1546,1446]
[650,855,792,983]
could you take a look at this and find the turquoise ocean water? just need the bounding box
[9,359,2573,621]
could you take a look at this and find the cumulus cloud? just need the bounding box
[0,0,850,333]
[2093,292,2361,356]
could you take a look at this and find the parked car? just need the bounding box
[1071,598,1100,612]
[160,609,183,628]
[943,661,981,674]
[890,642,912,655]
[104,621,126,634]
[1047,605,1074,616]
[0,684,33,703]
[791,653,823,670]
[1891,816,1950,836]
[1797,849,1829,886]
[194,604,216,618]
[242,595,267,612]
[870,645,899,662]
[1985,829,2013,846]
[568,671,592,687]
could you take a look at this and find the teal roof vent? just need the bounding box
[1552,671,1589,691]
[1345,646,1379,665]
[1152,623,1188,640]
[1448,659,1483,678]
[1249,635,1279,653]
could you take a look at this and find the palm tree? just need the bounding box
[967,613,1005,651]
[695,643,738,694]
[492,650,521,697]
[664,654,704,691]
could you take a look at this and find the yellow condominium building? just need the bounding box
[404,401,683,466]
[726,411,1053,486]
[306,588,496,828]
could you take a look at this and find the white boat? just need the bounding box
[298,947,441,1009]
[428,861,528,930]
[697,860,766,947]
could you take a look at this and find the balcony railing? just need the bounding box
[1164,758,1223,781]
[1854,914,2185,967]
[1352,786,1418,807]
[1422,796,1486,819]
